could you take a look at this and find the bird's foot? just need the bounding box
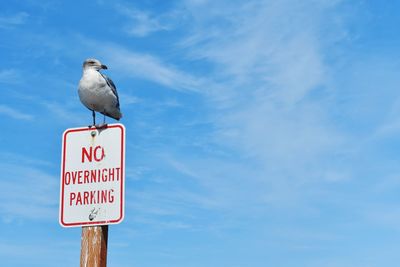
[95,123,108,129]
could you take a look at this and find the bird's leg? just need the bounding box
[92,110,96,127]
[95,111,108,129]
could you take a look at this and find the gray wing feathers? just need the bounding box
[101,73,120,108]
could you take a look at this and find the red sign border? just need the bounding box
[59,123,125,227]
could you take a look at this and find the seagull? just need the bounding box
[78,58,122,127]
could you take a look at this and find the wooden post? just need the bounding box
[80,226,109,267]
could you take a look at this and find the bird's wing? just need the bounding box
[100,73,120,108]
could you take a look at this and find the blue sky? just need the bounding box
[1,0,400,266]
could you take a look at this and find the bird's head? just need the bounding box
[83,58,108,71]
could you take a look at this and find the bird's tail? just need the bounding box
[103,110,122,121]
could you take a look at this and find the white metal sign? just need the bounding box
[59,123,125,227]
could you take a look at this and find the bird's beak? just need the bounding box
[101,64,108,69]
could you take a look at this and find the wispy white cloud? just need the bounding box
[0,69,22,84]
[0,241,78,266]
[118,92,142,106]
[0,104,34,120]
[40,100,87,125]
[114,3,170,37]
[0,159,58,222]
[180,0,336,103]
[86,41,203,92]
[0,152,51,167]
[177,0,349,172]
[0,12,29,29]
